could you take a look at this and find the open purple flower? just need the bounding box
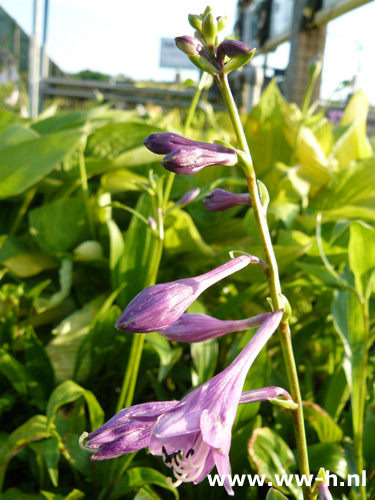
[116,255,260,333]
[159,312,273,342]
[203,188,252,212]
[143,133,238,175]
[81,310,284,495]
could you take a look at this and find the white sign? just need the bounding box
[159,38,196,70]
[269,0,294,39]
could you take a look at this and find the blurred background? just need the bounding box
[0,0,374,118]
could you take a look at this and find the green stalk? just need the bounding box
[163,73,207,212]
[79,142,96,240]
[216,73,312,500]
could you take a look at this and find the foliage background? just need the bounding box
[0,80,374,500]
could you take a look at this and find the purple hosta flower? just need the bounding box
[160,311,273,342]
[318,482,333,500]
[144,133,237,175]
[176,187,200,206]
[82,310,283,494]
[203,188,252,212]
[116,255,259,333]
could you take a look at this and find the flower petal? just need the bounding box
[214,453,234,496]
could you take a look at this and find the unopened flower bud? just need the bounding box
[162,146,237,175]
[176,187,201,206]
[144,132,234,155]
[175,36,203,56]
[160,312,273,342]
[116,255,257,333]
[203,188,252,212]
[217,15,227,32]
[188,14,202,33]
[217,40,254,62]
[202,12,217,48]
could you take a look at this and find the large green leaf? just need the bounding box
[109,467,179,500]
[266,489,290,500]
[312,158,375,221]
[248,427,302,499]
[0,415,50,487]
[29,197,85,254]
[244,80,293,173]
[332,272,366,453]
[0,130,83,199]
[333,90,373,168]
[0,125,38,151]
[164,208,215,256]
[303,402,343,442]
[348,221,375,301]
[46,380,104,431]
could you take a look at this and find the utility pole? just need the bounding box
[40,0,50,78]
[285,0,327,106]
[28,0,42,118]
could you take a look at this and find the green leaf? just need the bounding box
[109,467,179,500]
[0,130,83,199]
[164,208,215,256]
[191,338,218,385]
[0,348,34,396]
[332,275,366,452]
[146,333,182,382]
[0,125,39,151]
[2,252,58,278]
[0,415,50,481]
[101,168,148,194]
[46,380,104,431]
[29,198,85,254]
[244,80,293,174]
[333,90,373,169]
[303,402,343,442]
[266,489,290,500]
[107,219,125,290]
[348,221,375,301]
[41,436,60,487]
[248,427,302,499]
[307,442,348,478]
[321,365,350,421]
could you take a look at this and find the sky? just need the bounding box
[1,0,375,105]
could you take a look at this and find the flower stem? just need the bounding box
[216,73,312,500]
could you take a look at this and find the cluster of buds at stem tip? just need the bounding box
[143,133,238,175]
[116,254,265,333]
[175,7,255,76]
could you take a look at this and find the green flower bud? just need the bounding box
[202,12,218,48]
[202,5,213,16]
[223,49,256,74]
[188,54,218,75]
[188,14,202,33]
[217,15,227,32]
